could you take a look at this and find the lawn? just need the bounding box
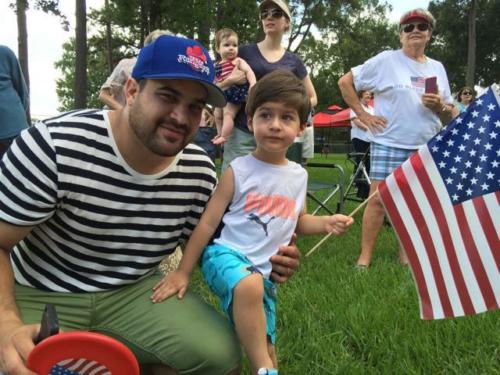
[192,153,499,374]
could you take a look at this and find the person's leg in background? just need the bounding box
[356,143,414,267]
[221,127,256,172]
[357,179,385,267]
[352,137,370,199]
[0,136,16,158]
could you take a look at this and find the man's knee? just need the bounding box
[180,332,241,374]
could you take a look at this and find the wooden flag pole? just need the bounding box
[305,190,378,257]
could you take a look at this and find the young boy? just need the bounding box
[151,70,354,375]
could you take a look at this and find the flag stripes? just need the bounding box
[52,358,111,375]
[379,146,499,319]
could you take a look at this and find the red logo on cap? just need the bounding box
[187,46,207,62]
[185,45,208,73]
[177,45,210,76]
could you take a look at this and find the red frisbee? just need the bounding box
[26,331,140,375]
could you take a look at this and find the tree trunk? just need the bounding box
[16,0,31,121]
[74,0,87,109]
[104,0,113,74]
[198,0,211,48]
[466,0,477,87]
[139,0,148,47]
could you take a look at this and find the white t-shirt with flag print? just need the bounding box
[352,49,453,149]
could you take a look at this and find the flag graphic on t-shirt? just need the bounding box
[411,76,425,89]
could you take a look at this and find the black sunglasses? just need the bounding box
[402,23,430,33]
[260,9,285,20]
[462,91,472,95]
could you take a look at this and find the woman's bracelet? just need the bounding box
[439,104,449,115]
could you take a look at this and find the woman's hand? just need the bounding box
[270,234,301,284]
[421,93,444,113]
[357,111,387,133]
[219,68,247,90]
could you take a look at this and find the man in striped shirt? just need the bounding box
[0,36,300,375]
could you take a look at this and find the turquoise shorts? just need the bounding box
[201,244,278,344]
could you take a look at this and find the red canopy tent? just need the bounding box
[313,106,351,128]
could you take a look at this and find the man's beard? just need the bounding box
[128,101,192,157]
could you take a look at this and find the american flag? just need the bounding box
[50,358,110,375]
[378,86,500,320]
[411,76,425,89]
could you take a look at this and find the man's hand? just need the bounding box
[357,111,387,133]
[270,234,301,284]
[0,322,38,375]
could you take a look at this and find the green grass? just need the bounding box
[195,153,499,374]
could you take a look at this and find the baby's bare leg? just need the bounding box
[221,103,241,138]
[214,107,223,136]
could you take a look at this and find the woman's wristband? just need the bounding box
[438,104,449,115]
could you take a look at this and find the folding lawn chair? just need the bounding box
[286,142,345,214]
[344,149,371,203]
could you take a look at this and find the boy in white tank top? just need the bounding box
[151,70,354,375]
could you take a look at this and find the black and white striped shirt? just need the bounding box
[0,110,216,292]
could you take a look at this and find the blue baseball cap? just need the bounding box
[132,35,226,107]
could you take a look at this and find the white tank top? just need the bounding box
[214,154,307,278]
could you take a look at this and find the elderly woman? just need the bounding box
[455,86,476,112]
[338,8,459,268]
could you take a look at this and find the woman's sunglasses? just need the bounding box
[462,91,473,95]
[260,9,285,20]
[402,23,430,33]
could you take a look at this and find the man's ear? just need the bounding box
[125,78,140,106]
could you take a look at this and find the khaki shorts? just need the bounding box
[221,127,256,173]
[297,126,315,159]
[16,273,241,374]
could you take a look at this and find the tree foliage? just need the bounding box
[428,0,499,90]
[56,0,399,111]
[55,0,499,112]
[10,0,69,119]
[55,38,108,111]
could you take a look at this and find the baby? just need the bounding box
[212,28,256,145]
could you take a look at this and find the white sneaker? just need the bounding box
[257,368,278,375]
